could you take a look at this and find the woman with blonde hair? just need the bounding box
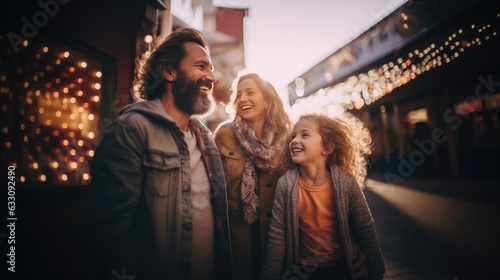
[214,73,291,280]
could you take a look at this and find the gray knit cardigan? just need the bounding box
[260,165,385,280]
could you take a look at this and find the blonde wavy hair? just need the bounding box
[272,112,372,189]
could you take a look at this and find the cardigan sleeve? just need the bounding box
[260,176,288,280]
[348,178,386,279]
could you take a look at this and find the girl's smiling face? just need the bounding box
[289,118,331,166]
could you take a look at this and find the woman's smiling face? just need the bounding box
[235,78,269,124]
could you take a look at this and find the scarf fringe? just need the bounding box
[232,117,274,224]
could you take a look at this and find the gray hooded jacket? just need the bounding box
[88,99,232,280]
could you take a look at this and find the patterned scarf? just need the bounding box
[232,115,275,224]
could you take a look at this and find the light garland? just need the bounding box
[291,12,499,118]
[0,34,103,185]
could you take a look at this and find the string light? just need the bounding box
[291,14,498,116]
[0,36,104,185]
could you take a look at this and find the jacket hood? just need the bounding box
[118,98,211,134]
[119,99,176,124]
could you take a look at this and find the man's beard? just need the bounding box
[172,71,215,116]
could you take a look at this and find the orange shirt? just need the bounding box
[298,176,344,267]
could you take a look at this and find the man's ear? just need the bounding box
[322,143,335,156]
[161,65,176,82]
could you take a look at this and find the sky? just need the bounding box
[215,0,408,100]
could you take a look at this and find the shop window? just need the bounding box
[486,93,500,147]
[455,98,483,116]
[405,107,428,125]
[0,34,115,186]
[485,92,500,110]
[487,112,500,145]
[455,93,500,149]
[402,108,430,154]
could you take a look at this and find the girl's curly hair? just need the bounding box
[271,112,372,189]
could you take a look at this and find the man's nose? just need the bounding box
[206,70,217,83]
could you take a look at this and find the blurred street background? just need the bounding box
[366,173,500,279]
[1,0,499,279]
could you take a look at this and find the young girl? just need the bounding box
[261,113,385,280]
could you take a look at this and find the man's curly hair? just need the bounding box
[132,28,209,101]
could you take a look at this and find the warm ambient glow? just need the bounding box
[1,38,104,185]
[290,17,497,118]
[144,35,153,43]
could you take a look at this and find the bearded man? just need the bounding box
[87,28,232,280]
